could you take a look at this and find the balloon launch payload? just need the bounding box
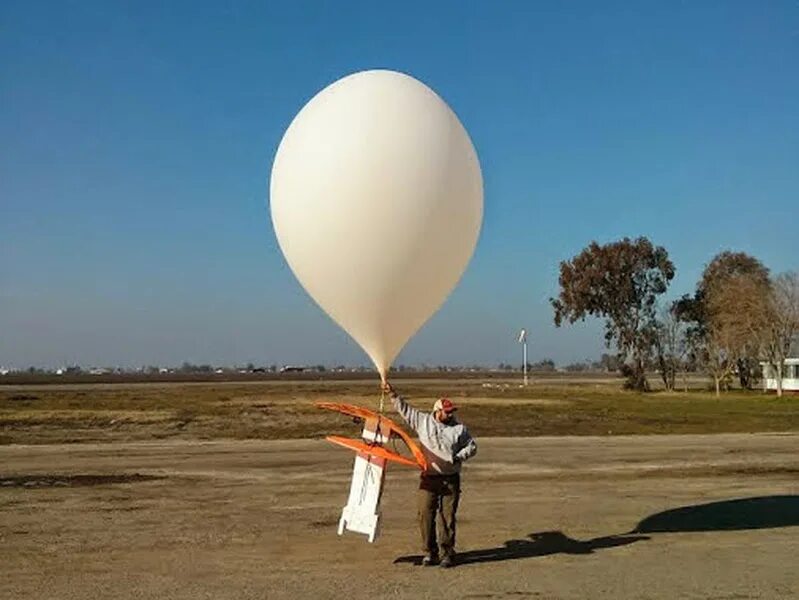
[316,402,427,542]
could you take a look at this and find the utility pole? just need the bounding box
[518,329,528,386]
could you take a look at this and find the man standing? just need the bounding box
[383,381,477,568]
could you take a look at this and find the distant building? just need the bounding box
[280,365,305,373]
[761,358,799,393]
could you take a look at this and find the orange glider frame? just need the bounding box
[316,402,427,470]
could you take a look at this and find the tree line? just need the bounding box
[551,238,799,396]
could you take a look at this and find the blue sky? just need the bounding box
[2,1,797,369]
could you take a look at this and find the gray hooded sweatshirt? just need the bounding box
[390,393,477,475]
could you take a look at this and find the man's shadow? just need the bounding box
[394,531,648,566]
[394,495,799,567]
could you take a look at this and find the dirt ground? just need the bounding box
[2,434,798,599]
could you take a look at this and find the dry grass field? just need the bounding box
[1,376,798,445]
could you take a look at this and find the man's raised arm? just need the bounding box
[383,381,422,432]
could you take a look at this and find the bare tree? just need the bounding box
[654,306,687,391]
[704,305,742,397]
[676,252,772,396]
[761,272,799,397]
[704,275,770,396]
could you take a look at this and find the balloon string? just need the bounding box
[379,371,386,415]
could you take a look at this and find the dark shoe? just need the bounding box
[439,555,455,569]
[421,554,439,567]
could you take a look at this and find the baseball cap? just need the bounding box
[433,398,458,413]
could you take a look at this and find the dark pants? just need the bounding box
[417,473,460,558]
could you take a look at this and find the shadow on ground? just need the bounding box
[633,495,799,533]
[395,495,799,567]
[394,531,648,566]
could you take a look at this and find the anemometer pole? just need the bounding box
[518,329,528,386]
[523,340,528,386]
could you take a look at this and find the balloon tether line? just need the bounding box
[379,371,386,415]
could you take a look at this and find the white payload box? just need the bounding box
[337,418,389,542]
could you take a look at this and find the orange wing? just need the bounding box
[325,436,420,468]
[316,402,427,470]
[316,401,378,421]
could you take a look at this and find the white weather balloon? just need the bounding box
[270,70,483,379]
